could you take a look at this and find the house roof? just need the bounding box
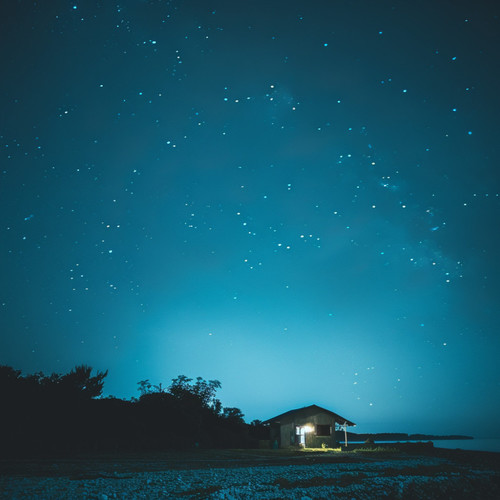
[263,404,356,427]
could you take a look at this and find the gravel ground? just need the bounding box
[1,453,499,500]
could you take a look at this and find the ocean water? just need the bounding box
[431,438,500,453]
[350,438,500,453]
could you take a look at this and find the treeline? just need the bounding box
[0,365,268,457]
[347,432,473,442]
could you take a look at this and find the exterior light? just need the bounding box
[304,425,314,433]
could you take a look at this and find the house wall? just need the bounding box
[280,422,295,448]
[269,423,281,448]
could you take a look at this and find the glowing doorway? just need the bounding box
[295,425,313,447]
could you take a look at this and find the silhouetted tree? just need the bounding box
[169,375,222,412]
[249,419,270,440]
[0,365,255,456]
[59,364,108,399]
[222,407,245,424]
[0,365,22,383]
[0,365,22,398]
[137,379,153,396]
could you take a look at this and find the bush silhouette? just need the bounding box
[0,365,257,456]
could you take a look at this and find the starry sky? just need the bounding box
[1,0,499,437]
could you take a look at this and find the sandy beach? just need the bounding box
[1,447,499,499]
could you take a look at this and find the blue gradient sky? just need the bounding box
[1,0,499,436]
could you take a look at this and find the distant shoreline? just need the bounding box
[347,432,473,441]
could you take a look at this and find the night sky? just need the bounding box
[2,0,499,437]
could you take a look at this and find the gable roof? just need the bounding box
[263,404,355,426]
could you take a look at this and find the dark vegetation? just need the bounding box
[0,365,269,457]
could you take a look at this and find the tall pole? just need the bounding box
[344,423,348,447]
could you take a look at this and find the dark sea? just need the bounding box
[354,438,500,453]
[431,438,500,453]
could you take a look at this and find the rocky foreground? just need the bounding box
[1,448,499,499]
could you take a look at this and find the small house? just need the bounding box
[263,404,355,448]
